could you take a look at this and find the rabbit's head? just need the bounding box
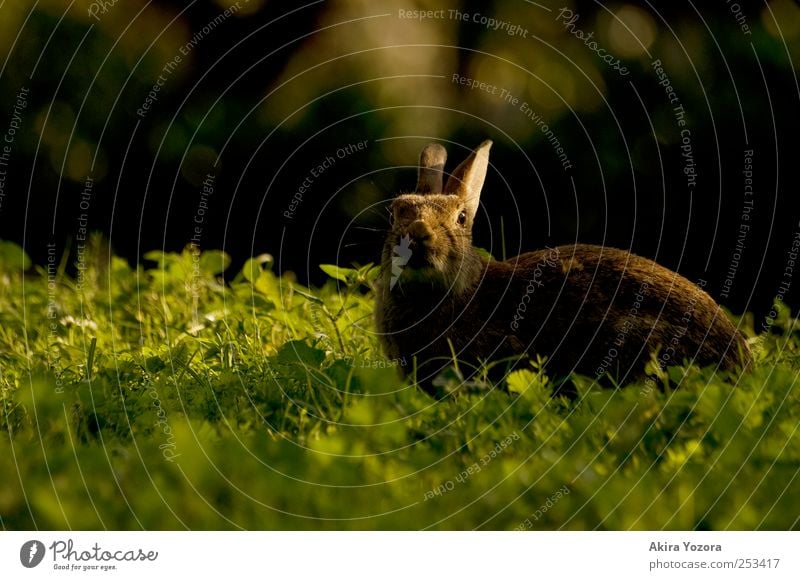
[382,141,492,295]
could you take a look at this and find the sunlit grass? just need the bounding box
[0,238,798,530]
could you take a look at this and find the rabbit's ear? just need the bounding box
[443,140,492,217]
[416,143,448,193]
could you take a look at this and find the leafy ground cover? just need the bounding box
[0,239,798,530]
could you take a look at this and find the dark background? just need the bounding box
[1,0,799,320]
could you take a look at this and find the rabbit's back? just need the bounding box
[483,244,750,381]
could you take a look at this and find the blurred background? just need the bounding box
[1,0,799,318]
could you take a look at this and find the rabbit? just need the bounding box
[375,140,751,394]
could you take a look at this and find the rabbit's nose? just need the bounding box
[407,220,432,242]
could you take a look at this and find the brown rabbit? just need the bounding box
[375,140,751,393]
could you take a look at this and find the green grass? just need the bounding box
[0,237,799,530]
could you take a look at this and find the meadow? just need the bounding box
[0,238,798,530]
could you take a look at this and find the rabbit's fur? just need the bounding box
[375,141,751,391]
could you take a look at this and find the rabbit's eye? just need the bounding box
[457,210,467,226]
